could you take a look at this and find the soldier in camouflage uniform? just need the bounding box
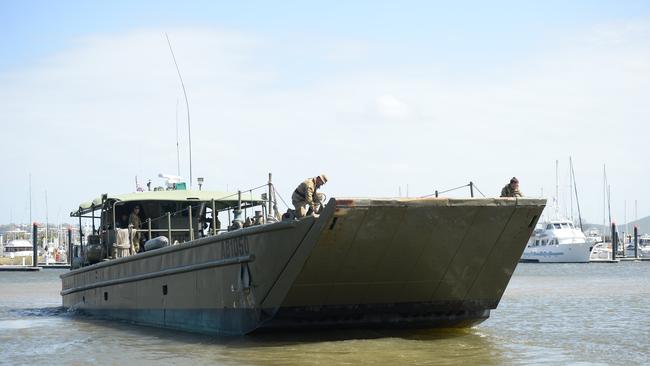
[128,205,142,253]
[500,177,523,197]
[292,174,328,218]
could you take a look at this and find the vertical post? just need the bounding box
[197,206,202,238]
[469,182,474,198]
[78,210,83,257]
[29,173,32,229]
[611,222,617,261]
[268,173,273,218]
[262,203,267,224]
[45,190,49,245]
[211,199,217,235]
[147,218,152,241]
[188,205,194,241]
[91,204,95,235]
[634,226,639,259]
[32,223,38,267]
[435,190,438,198]
[167,212,172,243]
[67,227,72,265]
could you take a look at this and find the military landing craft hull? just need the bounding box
[61,197,545,335]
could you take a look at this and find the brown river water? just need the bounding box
[1,262,649,365]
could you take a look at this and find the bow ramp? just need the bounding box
[259,197,545,330]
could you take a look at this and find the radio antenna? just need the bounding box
[175,98,181,177]
[165,33,193,189]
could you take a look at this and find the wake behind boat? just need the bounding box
[60,180,545,335]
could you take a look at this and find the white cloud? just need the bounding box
[375,94,412,120]
[1,22,650,224]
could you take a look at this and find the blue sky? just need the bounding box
[4,1,648,71]
[1,1,650,226]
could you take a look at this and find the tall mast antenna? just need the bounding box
[555,160,559,218]
[569,158,573,221]
[45,189,49,246]
[175,98,181,177]
[165,33,193,189]
[569,157,583,230]
[603,165,606,231]
[29,173,32,225]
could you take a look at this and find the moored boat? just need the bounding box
[521,219,592,263]
[60,183,545,335]
[2,230,33,259]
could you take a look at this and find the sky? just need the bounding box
[1,1,649,226]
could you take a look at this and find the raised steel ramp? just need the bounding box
[260,197,545,329]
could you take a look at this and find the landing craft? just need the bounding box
[61,178,545,335]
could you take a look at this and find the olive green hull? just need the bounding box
[61,197,545,335]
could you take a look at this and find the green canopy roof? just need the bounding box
[71,190,265,217]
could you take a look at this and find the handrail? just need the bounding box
[421,181,487,198]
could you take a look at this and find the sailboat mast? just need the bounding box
[623,200,630,242]
[602,165,606,232]
[607,184,612,227]
[569,157,583,230]
[29,173,32,226]
[555,160,559,218]
[569,158,573,221]
[45,189,49,249]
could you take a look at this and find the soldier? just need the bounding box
[292,174,328,218]
[128,205,142,253]
[501,177,523,197]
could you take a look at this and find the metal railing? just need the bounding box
[129,181,277,246]
[421,181,486,198]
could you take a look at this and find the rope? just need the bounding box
[472,183,486,198]
[272,183,291,210]
[421,181,487,198]
[420,183,469,198]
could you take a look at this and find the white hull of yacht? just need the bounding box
[521,243,591,263]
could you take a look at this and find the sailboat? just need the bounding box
[589,164,614,261]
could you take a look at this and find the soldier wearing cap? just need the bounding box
[292,174,328,218]
[501,177,523,197]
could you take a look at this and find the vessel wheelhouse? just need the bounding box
[69,189,265,266]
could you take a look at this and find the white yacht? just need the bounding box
[1,230,33,258]
[2,239,34,258]
[521,219,591,263]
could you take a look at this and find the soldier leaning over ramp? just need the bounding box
[500,177,523,197]
[292,174,328,218]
